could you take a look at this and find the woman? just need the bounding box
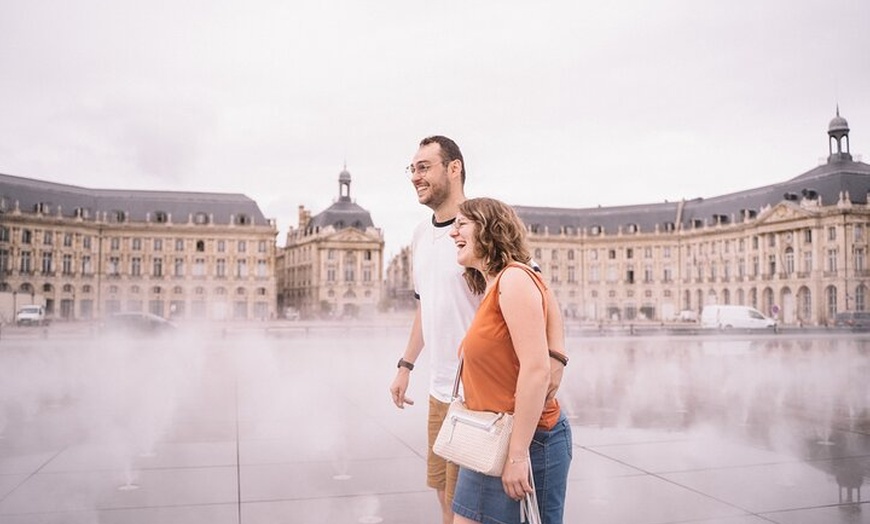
[449,197,572,524]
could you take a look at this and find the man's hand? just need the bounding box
[390,370,415,408]
[546,359,565,402]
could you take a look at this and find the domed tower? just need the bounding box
[279,165,384,320]
[827,106,852,163]
[307,165,375,232]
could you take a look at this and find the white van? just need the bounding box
[16,305,48,326]
[700,305,776,330]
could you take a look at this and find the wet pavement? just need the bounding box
[0,324,868,523]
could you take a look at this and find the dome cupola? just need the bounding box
[827,105,852,163]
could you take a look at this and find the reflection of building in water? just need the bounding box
[836,461,863,505]
[277,166,384,319]
[0,175,278,321]
[503,111,868,326]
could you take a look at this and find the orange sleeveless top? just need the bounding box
[459,263,561,430]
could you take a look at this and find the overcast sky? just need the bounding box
[2,0,869,258]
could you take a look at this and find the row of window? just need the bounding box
[0,281,270,298]
[103,285,269,296]
[21,203,253,226]
[0,227,271,254]
[535,247,868,286]
[532,225,867,262]
[528,207,862,238]
[323,265,376,283]
[0,250,270,279]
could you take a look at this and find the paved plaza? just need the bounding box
[0,323,869,523]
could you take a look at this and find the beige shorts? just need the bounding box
[427,395,459,503]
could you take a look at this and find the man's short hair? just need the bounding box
[420,135,466,184]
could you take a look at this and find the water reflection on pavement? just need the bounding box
[0,326,868,523]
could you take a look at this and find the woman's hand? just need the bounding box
[501,456,532,501]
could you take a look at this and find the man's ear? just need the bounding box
[447,159,463,181]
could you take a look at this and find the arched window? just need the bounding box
[798,286,812,321]
[855,285,867,312]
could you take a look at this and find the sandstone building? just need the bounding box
[0,176,278,322]
[276,167,384,319]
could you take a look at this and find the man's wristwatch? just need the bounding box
[397,358,415,371]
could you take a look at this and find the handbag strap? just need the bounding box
[451,354,464,400]
[520,457,542,524]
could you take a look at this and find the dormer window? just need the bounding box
[111,210,126,223]
[74,207,90,219]
[664,222,675,232]
[155,211,168,223]
[590,225,602,236]
[626,223,638,234]
[34,202,50,214]
[236,214,250,225]
[738,209,758,220]
[194,212,209,225]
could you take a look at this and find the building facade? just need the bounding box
[516,111,869,326]
[385,111,870,326]
[0,175,278,323]
[384,245,415,311]
[277,167,384,319]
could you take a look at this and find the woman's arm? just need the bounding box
[497,266,550,500]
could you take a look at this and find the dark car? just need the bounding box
[101,312,178,337]
[833,311,870,330]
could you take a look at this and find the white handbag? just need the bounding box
[432,357,514,476]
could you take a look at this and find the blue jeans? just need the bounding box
[530,414,572,523]
[453,414,572,523]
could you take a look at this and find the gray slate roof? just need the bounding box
[0,173,268,226]
[306,168,375,231]
[515,159,870,235]
[307,199,375,231]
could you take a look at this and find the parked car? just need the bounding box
[16,305,49,326]
[678,310,698,322]
[833,311,870,329]
[700,305,776,330]
[101,312,177,337]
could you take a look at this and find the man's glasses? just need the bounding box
[405,160,448,177]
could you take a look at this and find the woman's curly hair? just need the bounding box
[458,197,531,295]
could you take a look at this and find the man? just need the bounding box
[389,135,567,524]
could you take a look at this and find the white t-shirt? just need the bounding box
[412,216,481,402]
